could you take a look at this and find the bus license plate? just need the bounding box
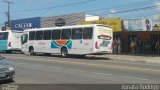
[0,73,5,77]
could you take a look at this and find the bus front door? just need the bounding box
[21,34,28,53]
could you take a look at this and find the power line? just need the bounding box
[94,4,160,18]
[85,0,151,13]
[110,5,160,14]
[11,0,96,13]
[2,0,160,22]
[5,0,154,18]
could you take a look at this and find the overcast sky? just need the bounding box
[0,0,160,25]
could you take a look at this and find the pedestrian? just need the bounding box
[150,39,156,54]
[130,38,136,54]
[136,39,140,54]
[117,38,121,54]
[112,38,118,54]
[145,19,151,31]
[156,40,160,55]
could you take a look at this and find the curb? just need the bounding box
[102,55,160,64]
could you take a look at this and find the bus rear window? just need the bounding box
[83,28,93,39]
[0,32,8,40]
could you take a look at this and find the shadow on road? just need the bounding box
[34,54,111,60]
[0,51,22,55]
[0,80,15,85]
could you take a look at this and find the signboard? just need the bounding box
[124,19,143,31]
[79,18,122,32]
[55,18,66,27]
[152,14,160,31]
[11,17,41,31]
[122,18,153,32]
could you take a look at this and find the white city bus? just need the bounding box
[0,30,22,53]
[21,24,113,57]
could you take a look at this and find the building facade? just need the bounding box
[10,12,99,31]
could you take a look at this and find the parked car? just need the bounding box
[0,55,15,81]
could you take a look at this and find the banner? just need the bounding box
[79,18,122,32]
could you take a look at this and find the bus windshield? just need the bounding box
[0,32,8,40]
[98,35,111,40]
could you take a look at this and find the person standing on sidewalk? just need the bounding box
[156,40,160,55]
[130,38,136,54]
[117,38,121,54]
[112,38,118,54]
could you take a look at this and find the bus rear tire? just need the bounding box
[61,47,68,58]
[29,47,35,55]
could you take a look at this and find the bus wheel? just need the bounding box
[29,48,35,55]
[61,48,68,58]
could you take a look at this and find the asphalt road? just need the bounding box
[1,53,160,84]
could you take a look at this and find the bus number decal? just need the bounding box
[100,40,110,47]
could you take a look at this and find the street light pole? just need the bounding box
[3,0,13,30]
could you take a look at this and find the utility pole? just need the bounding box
[3,0,14,30]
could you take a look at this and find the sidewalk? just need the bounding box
[100,54,160,64]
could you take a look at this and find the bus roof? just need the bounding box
[0,30,23,33]
[24,24,111,31]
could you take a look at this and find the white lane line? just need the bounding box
[18,63,28,65]
[49,67,62,70]
[31,64,43,67]
[91,72,148,81]
[120,76,148,81]
[92,72,112,76]
[69,69,85,72]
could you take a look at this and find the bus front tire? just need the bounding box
[29,48,35,55]
[61,48,68,58]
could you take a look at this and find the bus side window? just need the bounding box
[52,30,61,40]
[43,30,51,40]
[83,28,93,39]
[72,28,82,39]
[29,31,35,40]
[0,32,8,40]
[0,33,2,40]
[61,29,71,39]
[35,31,43,40]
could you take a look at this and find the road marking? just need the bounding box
[49,67,62,70]
[92,72,112,76]
[120,76,148,81]
[18,62,28,65]
[31,64,43,67]
[69,69,85,72]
